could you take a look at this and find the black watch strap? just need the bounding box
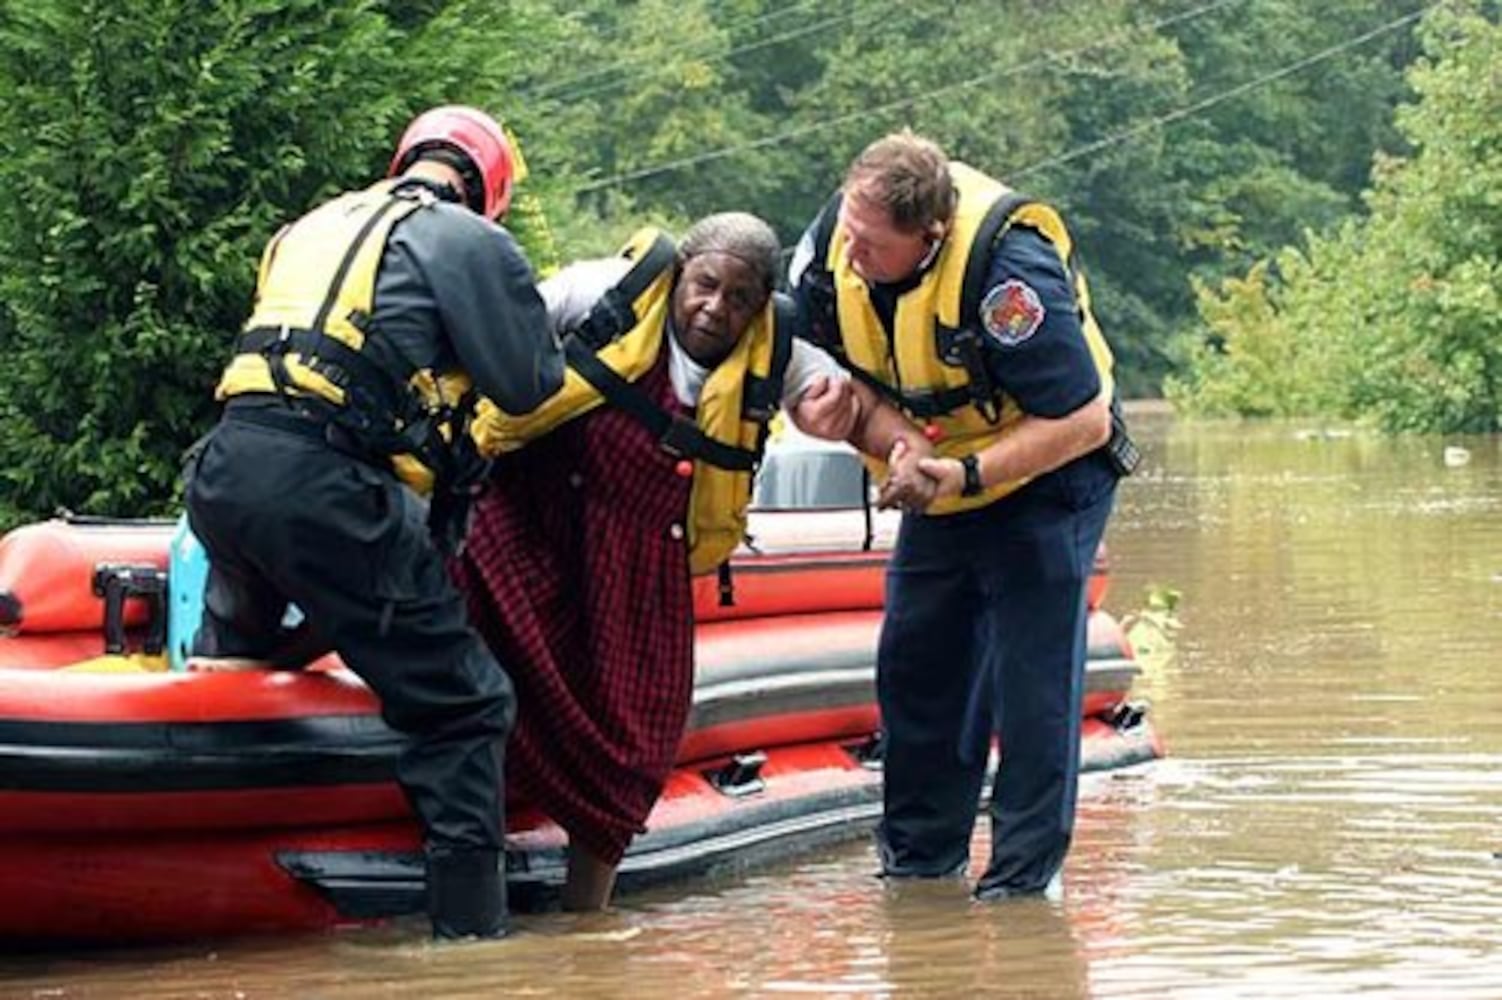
[960,453,984,497]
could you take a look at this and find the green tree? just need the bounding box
[512,0,801,256]
[1051,0,1418,397]
[1347,5,1502,432]
[1172,4,1502,433]
[0,0,564,527]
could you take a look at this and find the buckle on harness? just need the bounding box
[952,329,1002,425]
[658,416,700,459]
[577,289,636,349]
[1104,401,1141,476]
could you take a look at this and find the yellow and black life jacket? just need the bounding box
[216,179,480,496]
[815,163,1115,514]
[471,227,792,574]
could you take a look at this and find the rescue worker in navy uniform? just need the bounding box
[185,105,564,939]
[788,129,1135,900]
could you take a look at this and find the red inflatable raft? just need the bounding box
[0,454,1160,945]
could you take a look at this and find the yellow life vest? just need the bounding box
[827,163,1115,514]
[471,227,788,574]
[216,179,476,495]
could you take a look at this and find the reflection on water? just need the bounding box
[6,414,1502,998]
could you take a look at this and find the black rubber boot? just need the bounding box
[427,847,506,940]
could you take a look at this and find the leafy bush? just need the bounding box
[0,0,562,528]
[1172,4,1502,433]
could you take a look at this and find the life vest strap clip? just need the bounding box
[575,288,636,349]
[657,415,702,459]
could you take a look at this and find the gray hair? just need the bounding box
[679,212,781,292]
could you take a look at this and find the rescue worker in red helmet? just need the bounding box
[185,105,564,939]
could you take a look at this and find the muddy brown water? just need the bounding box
[5,412,1502,998]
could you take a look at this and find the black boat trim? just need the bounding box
[278,707,1161,920]
[719,552,888,575]
[278,774,887,917]
[0,658,1136,794]
[0,714,402,792]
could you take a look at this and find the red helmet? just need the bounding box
[388,105,515,220]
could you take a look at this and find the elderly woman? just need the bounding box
[453,212,931,909]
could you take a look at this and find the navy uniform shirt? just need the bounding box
[976,226,1100,419]
[973,224,1116,503]
[788,207,1102,420]
[373,178,564,416]
[789,204,1117,500]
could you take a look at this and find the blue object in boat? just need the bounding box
[166,515,302,671]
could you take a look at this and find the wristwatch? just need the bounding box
[960,453,984,497]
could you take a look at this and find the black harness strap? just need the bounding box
[716,562,735,607]
[234,190,471,456]
[963,191,1087,316]
[706,295,799,598]
[235,326,414,438]
[574,233,678,349]
[958,192,1034,324]
[845,364,974,420]
[805,191,994,423]
[808,191,842,270]
[930,191,1036,427]
[242,191,420,424]
[562,337,760,472]
[860,464,875,552]
[311,194,414,335]
[742,292,796,425]
[799,193,845,355]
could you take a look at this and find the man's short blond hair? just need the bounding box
[843,129,956,233]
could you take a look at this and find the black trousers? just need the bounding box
[185,414,514,856]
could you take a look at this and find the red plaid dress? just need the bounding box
[452,356,696,864]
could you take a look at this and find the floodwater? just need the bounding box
[6,411,1502,998]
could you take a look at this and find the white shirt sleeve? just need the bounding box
[537,257,632,339]
[779,338,849,409]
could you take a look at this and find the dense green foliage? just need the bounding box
[0,0,562,526]
[1170,4,1501,431]
[0,0,1474,526]
[523,0,1422,397]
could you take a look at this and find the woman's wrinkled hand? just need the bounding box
[792,375,860,441]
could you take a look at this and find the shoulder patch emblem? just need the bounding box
[980,279,1045,347]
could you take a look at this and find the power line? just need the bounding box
[561,2,952,110]
[524,0,870,104]
[545,5,887,107]
[570,0,1252,195]
[693,0,828,38]
[514,0,826,96]
[558,1,955,110]
[1010,3,1437,180]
